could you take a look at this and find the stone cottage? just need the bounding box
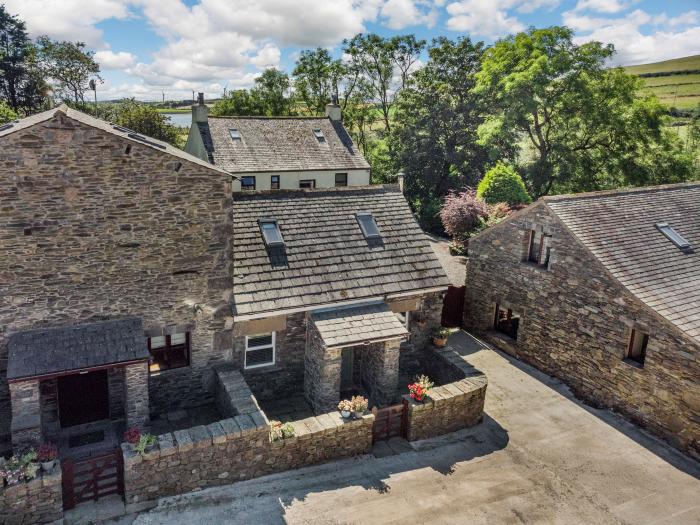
[0,105,234,453]
[464,183,700,458]
[184,94,371,191]
[230,185,450,412]
[0,107,449,456]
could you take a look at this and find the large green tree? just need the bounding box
[37,36,101,104]
[0,5,46,112]
[251,68,292,116]
[0,98,16,123]
[476,26,693,196]
[390,37,496,228]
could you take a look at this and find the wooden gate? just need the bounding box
[371,400,408,443]
[61,448,124,510]
[441,285,466,328]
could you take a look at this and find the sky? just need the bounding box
[4,0,699,102]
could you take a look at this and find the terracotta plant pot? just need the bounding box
[433,337,447,347]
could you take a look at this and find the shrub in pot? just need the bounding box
[337,399,352,419]
[432,326,450,347]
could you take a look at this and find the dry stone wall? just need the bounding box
[464,202,700,458]
[0,111,233,450]
[0,468,63,525]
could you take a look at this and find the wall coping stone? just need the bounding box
[219,417,242,439]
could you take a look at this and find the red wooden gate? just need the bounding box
[441,285,466,328]
[371,400,408,443]
[61,448,124,510]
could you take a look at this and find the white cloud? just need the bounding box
[380,0,438,29]
[95,50,137,70]
[516,0,559,14]
[446,0,525,38]
[3,0,131,47]
[574,0,634,14]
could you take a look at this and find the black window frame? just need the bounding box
[241,176,256,191]
[147,332,191,374]
[299,179,316,189]
[270,175,280,190]
[335,173,348,187]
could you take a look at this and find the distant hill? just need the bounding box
[624,55,700,111]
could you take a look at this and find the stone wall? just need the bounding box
[0,110,233,450]
[403,347,487,441]
[464,202,700,458]
[303,321,341,413]
[214,367,264,419]
[397,291,445,374]
[0,468,63,525]
[122,411,374,511]
[354,340,401,407]
[9,380,41,449]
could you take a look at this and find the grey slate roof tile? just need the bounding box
[545,183,700,345]
[7,318,148,380]
[199,117,370,173]
[311,303,408,347]
[231,185,450,315]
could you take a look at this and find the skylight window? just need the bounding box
[656,223,693,253]
[229,128,242,140]
[356,213,381,240]
[313,129,326,143]
[259,218,284,247]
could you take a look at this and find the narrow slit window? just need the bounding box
[229,128,242,140]
[259,218,284,247]
[313,129,326,143]
[626,328,649,366]
[356,212,381,239]
[655,223,692,253]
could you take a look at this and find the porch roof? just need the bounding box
[311,302,408,348]
[6,318,149,381]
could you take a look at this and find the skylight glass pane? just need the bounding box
[656,223,692,252]
[313,129,326,142]
[260,219,284,247]
[357,213,380,239]
[229,128,241,140]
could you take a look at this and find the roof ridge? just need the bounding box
[543,182,700,203]
[209,115,329,120]
[232,184,398,199]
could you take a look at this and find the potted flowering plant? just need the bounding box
[337,399,352,419]
[0,450,39,487]
[134,433,157,455]
[124,426,141,447]
[270,420,295,442]
[351,395,368,419]
[432,326,450,347]
[408,374,434,402]
[37,443,59,472]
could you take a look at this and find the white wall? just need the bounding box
[231,169,370,192]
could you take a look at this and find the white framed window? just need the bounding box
[245,332,276,369]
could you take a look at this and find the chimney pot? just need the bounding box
[198,92,204,105]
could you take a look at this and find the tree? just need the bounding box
[251,68,292,116]
[439,189,489,248]
[211,89,263,116]
[476,26,694,196]
[37,36,101,104]
[476,162,531,205]
[343,33,425,133]
[293,48,344,114]
[390,37,496,225]
[0,98,16,123]
[0,5,46,112]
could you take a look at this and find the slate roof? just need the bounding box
[544,182,700,344]
[231,185,450,316]
[0,105,230,175]
[199,116,370,173]
[7,318,149,381]
[311,302,408,348]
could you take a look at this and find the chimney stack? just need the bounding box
[397,171,405,193]
[325,95,341,122]
[192,92,208,124]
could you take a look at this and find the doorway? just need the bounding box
[58,370,110,428]
[340,348,354,391]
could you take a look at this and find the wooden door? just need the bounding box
[340,348,354,390]
[58,370,109,428]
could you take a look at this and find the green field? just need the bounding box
[624,55,700,111]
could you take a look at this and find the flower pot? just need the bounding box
[352,410,364,419]
[41,460,56,472]
[340,410,351,419]
[433,337,447,347]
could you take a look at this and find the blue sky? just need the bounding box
[5,0,699,101]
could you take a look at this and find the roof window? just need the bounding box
[655,223,692,253]
[313,129,326,143]
[356,213,381,240]
[259,218,284,247]
[229,128,242,140]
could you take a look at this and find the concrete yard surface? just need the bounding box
[122,331,700,525]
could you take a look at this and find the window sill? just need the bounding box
[243,363,279,374]
[622,358,645,369]
[149,364,191,377]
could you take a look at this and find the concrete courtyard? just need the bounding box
[123,331,700,525]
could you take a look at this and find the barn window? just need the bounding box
[148,333,190,373]
[493,304,520,341]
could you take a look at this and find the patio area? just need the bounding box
[149,403,223,435]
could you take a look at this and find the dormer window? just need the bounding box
[356,212,380,240]
[229,128,242,140]
[313,129,326,143]
[655,223,692,253]
[259,218,284,247]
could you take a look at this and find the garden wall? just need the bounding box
[404,347,487,441]
[0,468,63,525]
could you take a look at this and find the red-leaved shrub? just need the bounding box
[439,189,489,241]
